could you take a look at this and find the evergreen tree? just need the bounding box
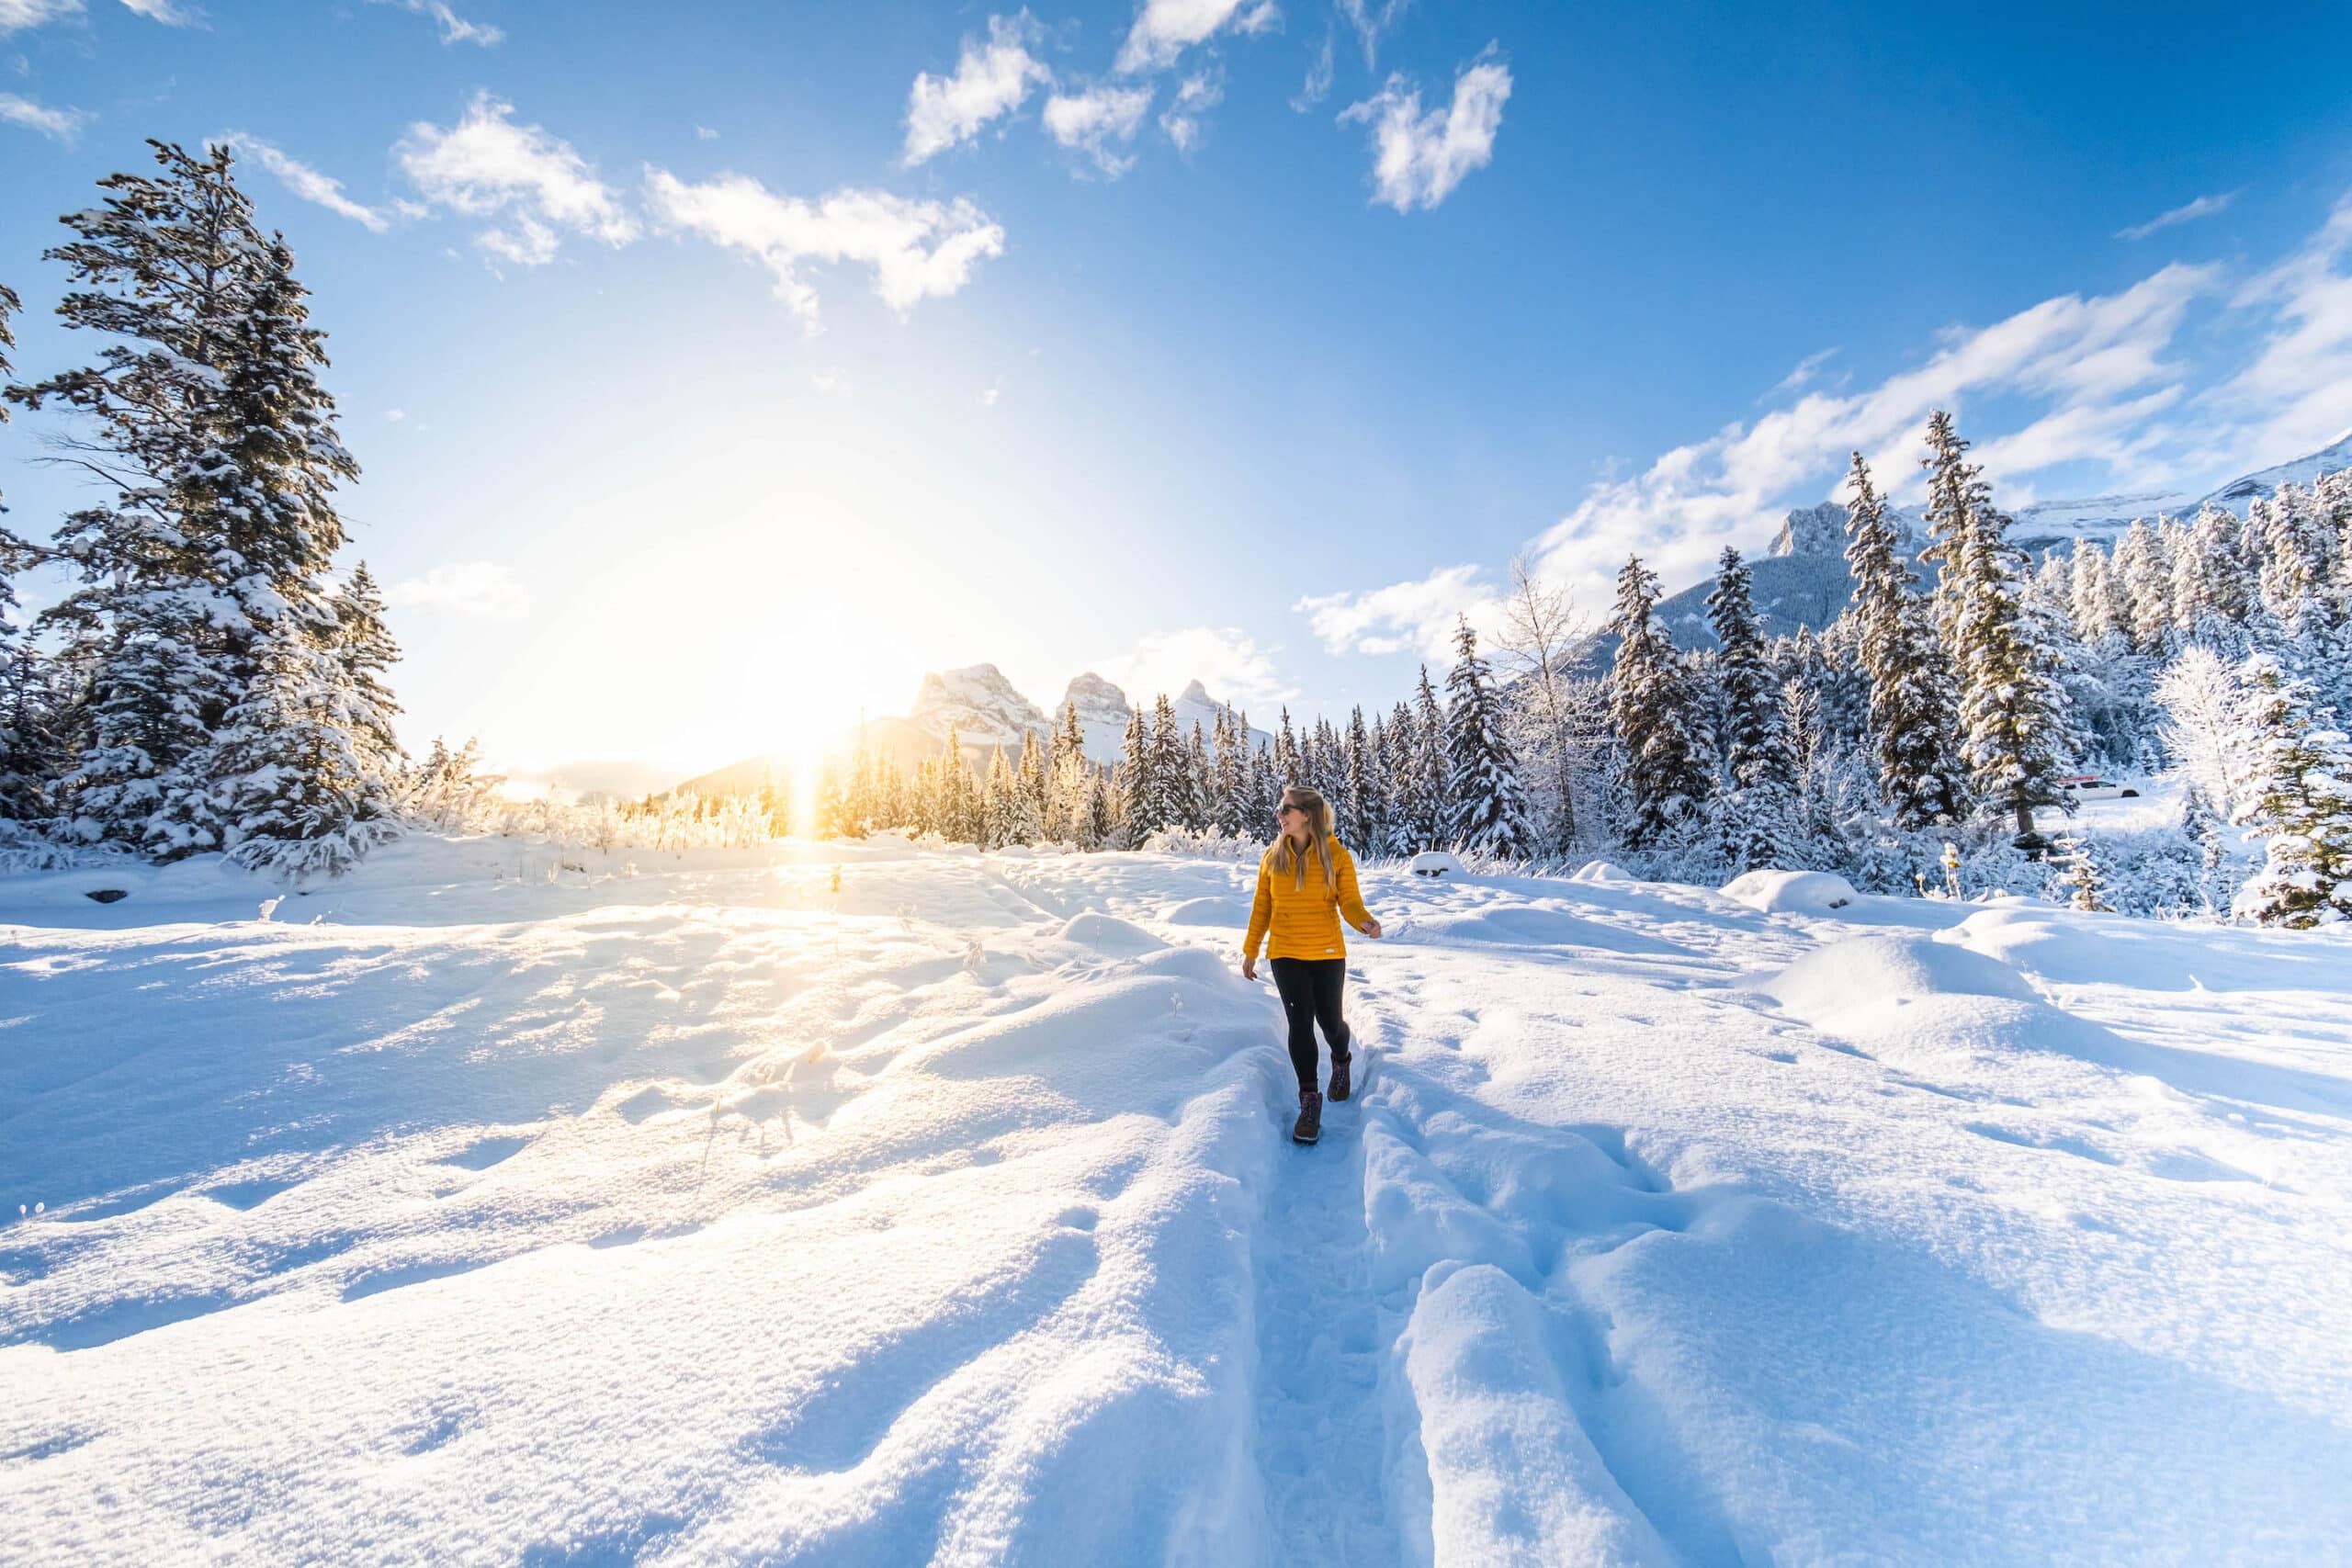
[1443,616,1534,859]
[1842,449,1971,833]
[1080,768,1114,852]
[1925,413,2070,850]
[1273,707,1301,788]
[1145,694,1186,834]
[1209,705,1245,836]
[2171,503,2254,649]
[1016,728,1048,840]
[1183,719,1213,831]
[2231,654,2352,927]
[1115,703,1152,846]
[2049,834,2111,913]
[1244,738,1277,836]
[0,281,57,821]
[2112,519,2176,657]
[1409,663,1450,850]
[332,563,402,786]
[1706,547,1800,871]
[1608,555,1712,849]
[1378,701,1415,854]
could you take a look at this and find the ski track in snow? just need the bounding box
[5,836,2352,1564]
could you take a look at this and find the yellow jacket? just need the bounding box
[1245,838,1373,961]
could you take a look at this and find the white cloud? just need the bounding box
[1523,261,2219,612]
[1336,0,1410,64]
[904,11,1051,165]
[978,375,1005,407]
[1295,563,1487,660]
[385,408,408,422]
[220,131,390,231]
[1340,47,1510,212]
[1159,69,1223,152]
[2118,190,2236,243]
[644,168,1004,328]
[1290,26,1333,112]
[1769,346,1838,398]
[397,93,637,266]
[368,0,501,46]
[388,560,532,619]
[1043,83,1152,176]
[0,0,81,32]
[0,88,84,141]
[117,0,200,24]
[1096,626,1295,710]
[695,124,718,141]
[809,368,848,396]
[1115,0,1279,74]
[2212,189,2352,468]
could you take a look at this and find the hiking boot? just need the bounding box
[1328,1053,1351,1103]
[1291,1089,1323,1145]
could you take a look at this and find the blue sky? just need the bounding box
[4,0,2351,782]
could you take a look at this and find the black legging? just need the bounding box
[1270,956,1351,1094]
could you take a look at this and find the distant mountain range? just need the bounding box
[669,668,1273,798]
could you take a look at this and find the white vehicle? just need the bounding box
[2058,775,2140,802]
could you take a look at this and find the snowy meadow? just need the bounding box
[5,837,2349,1563]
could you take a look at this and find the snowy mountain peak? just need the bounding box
[1059,671,1133,725]
[2205,429,2352,506]
[910,663,1049,747]
[1177,679,1214,705]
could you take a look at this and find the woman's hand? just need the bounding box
[1361,917,1384,939]
[1241,953,1258,981]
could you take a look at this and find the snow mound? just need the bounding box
[1408,851,1468,878]
[1049,911,1167,957]
[1721,869,1859,914]
[1413,903,1689,956]
[1161,896,1247,928]
[1569,861,1638,884]
[1766,932,2038,1015]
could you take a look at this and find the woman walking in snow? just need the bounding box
[1241,785,1383,1145]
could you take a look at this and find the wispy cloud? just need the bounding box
[903,11,1051,165]
[397,93,638,267]
[1336,0,1410,65]
[1768,347,1839,398]
[1115,0,1279,74]
[2213,187,2352,467]
[367,0,501,47]
[0,88,85,141]
[1340,46,1510,212]
[0,0,83,34]
[388,560,532,619]
[695,124,718,141]
[644,168,1004,328]
[1291,25,1334,112]
[220,131,390,231]
[2118,190,2236,243]
[1159,69,1222,153]
[1043,83,1152,176]
[116,0,201,25]
[1295,563,1488,660]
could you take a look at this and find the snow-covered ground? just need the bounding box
[5,837,2350,1564]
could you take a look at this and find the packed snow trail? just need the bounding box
[1245,1028,1390,1566]
[6,838,2352,1563]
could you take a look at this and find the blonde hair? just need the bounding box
[1270,785,1339,896]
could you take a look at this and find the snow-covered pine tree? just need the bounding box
[2178,782,2233,917]
[1183,720,1213,832]
[1080,768,1114,852]
[1273,707,1301,789]
[1926,414,2071,851]
[1210,705,1244,836]
[1378,701,1415,854]
[0,280,55,822]
[1016,728,1048,839]
[1442,615,1533,860]
[1919,411,1978,657]
[1843,452,1970,829]
[1350,705,1389,852]
[1608,555,1711,850]
[2171,504,2255,651]
[2048,834,2111,913]
[1705,546,1801,871]
[1409,664,1450,851]
[2112,519,2177,659]
[332,562,402,787]
[1115,703,1151,846]
[1145,694,1187,834]
[980,748,1013,850]
[208,627,399,876]
[8,144,274,855]
[1339,705,1369,843]
[2231,653,2352,927]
